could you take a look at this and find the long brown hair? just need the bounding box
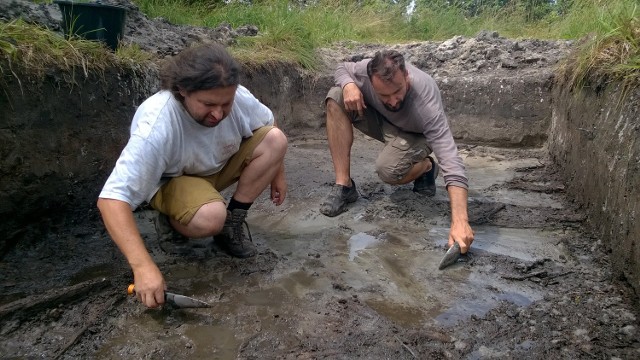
[160,43,240,102]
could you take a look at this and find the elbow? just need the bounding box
[97,197,106,213]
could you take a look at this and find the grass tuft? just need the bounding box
[0,19,153,91]
[558,0,639,92]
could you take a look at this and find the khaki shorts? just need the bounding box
[325,87,431,183]
[150,126,274,225]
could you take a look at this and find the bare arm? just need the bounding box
[342,82,366,116]
[446,185,474,253]
[97,198,166,308]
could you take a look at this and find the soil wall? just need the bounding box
[243,68,554,147]
[439,70,553,147]
[0,65,158,255]
[548,84,640,296]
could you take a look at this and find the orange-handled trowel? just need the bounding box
[127,284,211,308]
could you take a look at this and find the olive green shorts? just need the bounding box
[325,87,431,183]
[150,126,274,225]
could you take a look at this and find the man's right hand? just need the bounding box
[97,198,167,309]
[342,82,366,117]
[132,262,166,308]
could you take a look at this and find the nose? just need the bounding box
[210,106,223,120]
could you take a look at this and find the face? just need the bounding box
[370,69,410,112]
[179,85,237,127]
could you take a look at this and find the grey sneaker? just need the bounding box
[319,179,359,217]
[413,156,439,196]
[215,209,257,258]
[153,212,190,254]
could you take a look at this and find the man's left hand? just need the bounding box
[271,164,287,206]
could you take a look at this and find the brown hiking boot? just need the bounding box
[319,179,359,217]
[215,209,257,258]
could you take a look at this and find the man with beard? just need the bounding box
[320,49,473,253]
[97,43,287,308]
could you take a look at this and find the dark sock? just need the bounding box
[228,197,252,211]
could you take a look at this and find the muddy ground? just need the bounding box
[2,134,639,359]
[1,0,640,359]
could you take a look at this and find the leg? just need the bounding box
[209,126,287,258]
[172,202,227,238]
[150,175,228,239]
[320,87,388,217]
[326,98,355,187]
[233,127,288,202]
[319,95,359,217]
[390,157,432,185]
[375,132,436,193]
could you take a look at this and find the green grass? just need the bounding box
[2,0,638,90]
[556,0,639,92]
[0,19,152,86]
[129,0,638,79]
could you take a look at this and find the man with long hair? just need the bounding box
[97,43,287,308]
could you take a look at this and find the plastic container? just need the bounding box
[54,0,127,51]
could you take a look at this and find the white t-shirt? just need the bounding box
[99,85,274,209]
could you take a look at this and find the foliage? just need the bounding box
[556,0,639,92]
[126,0,639,86]
[0,19,153,93]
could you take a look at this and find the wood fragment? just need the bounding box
[0,277,111,322]
[53,292,125,360]
[394,335,418,359]
[501,271,548,281]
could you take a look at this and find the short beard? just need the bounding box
[383,100,405,112]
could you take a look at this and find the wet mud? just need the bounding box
[1,133,638,359]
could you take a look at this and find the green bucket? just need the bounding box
[54,1,127,51]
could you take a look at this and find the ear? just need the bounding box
[178,87,188,98]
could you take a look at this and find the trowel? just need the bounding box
[438,242,462,270]
[127,284,211,308]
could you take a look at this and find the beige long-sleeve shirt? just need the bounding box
[335,59,468,189]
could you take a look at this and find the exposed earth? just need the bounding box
[1,1,639,359]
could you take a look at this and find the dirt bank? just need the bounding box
[1,1,639,359]
[549,83,640,297]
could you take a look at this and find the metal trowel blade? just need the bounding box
[165,292,211,308]
[438,242,461,270]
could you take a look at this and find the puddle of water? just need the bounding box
[430,225,564,261]
[365,299,425,327]
[185,325,239,360]
[279,270,326,298]
[433,290,537,326]
[485,188,565,209]
[242,287,288,307]
[464,155,542,190]
[348,232,382,261]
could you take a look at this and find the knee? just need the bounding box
[326,99,346,120]
[189,202,227,236]
[265,127,288,157]
[375,159,404,185]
